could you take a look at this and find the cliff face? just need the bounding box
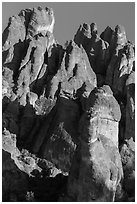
[2,6,135,202]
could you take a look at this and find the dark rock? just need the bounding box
[2,129,42,176]
[100,26,114,44]
[120,138,135,199]
[3,100,19,135]
[96,73,106,87]
[74,23,109,75]
[2,150,28,201]
[40,97,79,173]
[125,71,135,141]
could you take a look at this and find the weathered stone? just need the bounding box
[2,129,42,176]
[114,25,127,47]
[2,5,135,202]
[17,32,55,106]
[120,138,135,200]
[100,26,114,44]
[27,7,55,39]
[85,85,121,146]
[65,86,123,201]
[2,15,26,52]
[118,72,135,200]
[125,71,135,141]
[74,23,109,75]
[40,97,80,173]
[45,40,96,108]
[3,100,19,135]
[105,40,135,98]
[2,150,28,201]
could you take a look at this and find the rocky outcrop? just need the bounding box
[29,41,96,172]
[39,97,79,173]
[74,23,109,77]
[2,6,58,106]
[2,5,135,202]
[125,71,135,141]
[120,138,135,201]
[85,85,121,146]
[64,86,123,201]
[2,128,67,201]
[105,25,135,99]
[119,71,135,201]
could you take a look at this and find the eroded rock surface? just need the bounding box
[64,86,123,202]
[2,5,135,202]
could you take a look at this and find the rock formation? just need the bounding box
[64,86,123,202]
[2,6,135,202]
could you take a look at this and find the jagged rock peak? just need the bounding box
[27,6,55,39]
[75,22,98,40]
[114,24,127,46]
[90,22,98,35]
[100,26,114,44]
[79,23,91,38]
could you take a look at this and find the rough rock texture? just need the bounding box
[120,138,135,201]
[63,86,123,202]
[74,23,109,76]
[105,25,135,99]
[85,85,121,146]
[125,71,135,141]
[119,71,135,201]
[2,6,135,202]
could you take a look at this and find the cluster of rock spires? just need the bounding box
[2,6,135,202]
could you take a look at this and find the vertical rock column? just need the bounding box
[65,85,123,202]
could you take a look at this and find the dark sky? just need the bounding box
[2,2,135,45]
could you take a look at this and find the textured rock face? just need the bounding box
[74,23,109,76]
[85,85,121,146]
[27,7,55,39]
[65,86,123,201]
[2,5,135,202]
[120,138,135,200]
[119,71,135,201]
[105,26,135,98]
[40,98,79,173]
[125,71,135,141]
